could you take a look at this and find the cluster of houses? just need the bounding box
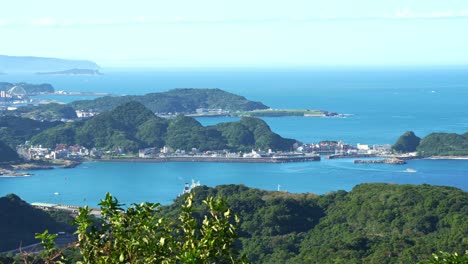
[16,143,103,161]
[295,141,391,155]
[14,140,393,162]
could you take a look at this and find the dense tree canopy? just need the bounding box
[0,140,19,162]
[70,88,268,113]
[30,102,296,152]
[392,131,421,153]
[417,132,468,156]
[162,183,468,263]
[1,183,467,263]
[0,116,62,147]
[0,194,73,251]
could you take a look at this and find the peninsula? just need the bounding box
[9,88,341,120]
[37,68,102,76]
[0,55,99,73]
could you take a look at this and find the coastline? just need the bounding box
[425,156,468,160]
[97,155,320,163]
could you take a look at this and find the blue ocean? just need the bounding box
[1,67,467,206]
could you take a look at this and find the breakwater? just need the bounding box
[354,158,406,165]
[327,154,376,159]
[100,155,320,163]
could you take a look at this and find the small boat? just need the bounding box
[404,168,417,173]
[54,192,60,195]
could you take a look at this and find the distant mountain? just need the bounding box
[37,68,103,76]
[0,55,99,73]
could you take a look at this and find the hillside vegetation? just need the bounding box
[0,140,19,162]
[417,132,468,156]
[0,116,62,147]
[1,183,466,263]
[69,88,268,113]
[392,131,421,153]
[0,194,74,251]
[31,101,295,152]
[162,183,468,263]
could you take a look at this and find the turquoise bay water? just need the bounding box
[2,159,467,207]
[1,67,467,205]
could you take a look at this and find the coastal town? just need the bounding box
[10,140,395,165]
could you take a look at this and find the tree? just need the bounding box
[35,193,247,264]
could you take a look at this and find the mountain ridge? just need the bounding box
[0,55,99,73]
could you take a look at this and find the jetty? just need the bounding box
[101,154,320,163]
[354,158,406,165]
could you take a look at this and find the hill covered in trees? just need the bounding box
[69,88,268,113]
[1,183,466,262]
[392,131,421,153]
[30,101,295,152]
[0,116,62,148]
[0,194,74,251]
[0,140,19,162]
[392,131,468,156]
[417,132,468,156]
[163,183,467,263]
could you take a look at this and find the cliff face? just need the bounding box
[0,55,100,73]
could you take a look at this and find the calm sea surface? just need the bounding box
[1,67,467,205]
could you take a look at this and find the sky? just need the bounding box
[0,0,467,68]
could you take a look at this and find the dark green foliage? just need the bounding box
[417,132,468,156]
[0,140,19,162]
[216,122,255,150]
[161,183,468,264]
[70,88,268,113]
[31,102,170,152]
[393,131,421,153]
[0,194,74,252]
[15,103,77,120]
[0,116,62,147]
[293,184,468,263]
[240,117,296,151]
[30,124,78,148]
[165,115,228,151]
[31,103,295,152]
[136,118,169,148]
[30,193,246,263]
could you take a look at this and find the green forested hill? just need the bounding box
[392,131,421,153]
[162,183,468,263]
[70,88,268,113]
[417,132,468,156]
[0,194,74,251]
[31,101,295,152]
[0,116,62,147]
[0,140,19,162]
